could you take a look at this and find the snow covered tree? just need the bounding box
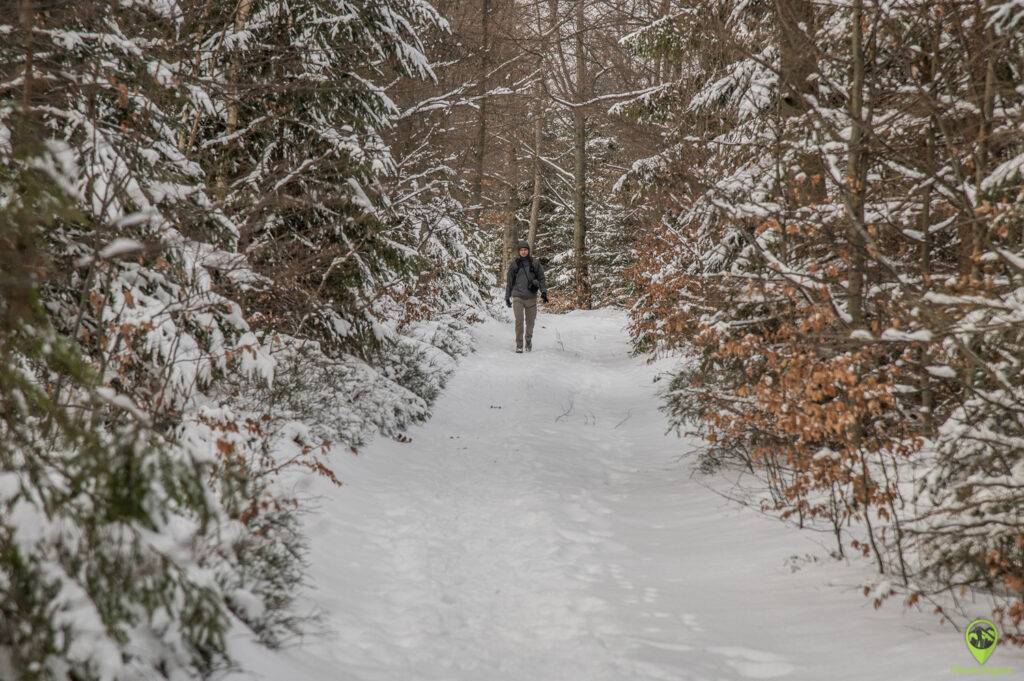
[1,2,290,676]
[534,116,639,307]
[619,0,1024,638]
[0,0,489,677]
[186,0,449,355]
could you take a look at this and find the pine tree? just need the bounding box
[0,0,489,676]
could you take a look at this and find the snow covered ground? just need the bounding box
[225,308,1021,680]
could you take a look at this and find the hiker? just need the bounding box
[504,240,548,353]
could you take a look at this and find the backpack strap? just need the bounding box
[529,257,541,286]
[511,256,540,291]
[512,258,524,282]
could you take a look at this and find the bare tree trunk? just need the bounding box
[776,0,825,205]
[654,0,669,84]
[846,0,866,328]
[471,0,493,225]
[502,142,519,282]
[776,0,815,119]
[527,85,543,252]
[218,0,253,200]
[573,0,591,309]
[20,0,33,111]
[573,111,589,308]
[226,0,253,134]
[973,18,996,276]
[859,451,886,575]
[529,0,556,253]
[919,124,936,427]
[919,25,940,431]
[845,1,872,573]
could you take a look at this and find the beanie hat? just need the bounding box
[517,240,530,252]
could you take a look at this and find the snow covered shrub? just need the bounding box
[0,187,237,679]
[0,3,279,674]
[387,208,487,395]
[250,338,432,449]
[619,0,1024,637]
[909,192,1024,640]
[2,0,487,676]
[0,289,303,677]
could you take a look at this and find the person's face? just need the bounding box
[518,247,529,257]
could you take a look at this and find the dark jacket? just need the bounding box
[505,256,547,300]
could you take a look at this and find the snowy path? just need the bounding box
[229,309,1014,680]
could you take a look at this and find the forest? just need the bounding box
[2,0,1024,678]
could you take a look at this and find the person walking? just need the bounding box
[504,240,548,353]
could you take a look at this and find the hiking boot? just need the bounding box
[525,340,532,352]
[515,345,523,353]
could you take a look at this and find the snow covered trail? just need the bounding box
[228,309,1017,680]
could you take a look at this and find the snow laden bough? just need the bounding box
[0,0,485,679]
[616,0,1024,643]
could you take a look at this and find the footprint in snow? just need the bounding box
[706,646,796,679]
[680,612,704,632]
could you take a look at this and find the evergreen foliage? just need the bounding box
[0,0,486,677]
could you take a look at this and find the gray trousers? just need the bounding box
[512,296,538,347]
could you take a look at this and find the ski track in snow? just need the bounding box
[225,309,1018,680]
